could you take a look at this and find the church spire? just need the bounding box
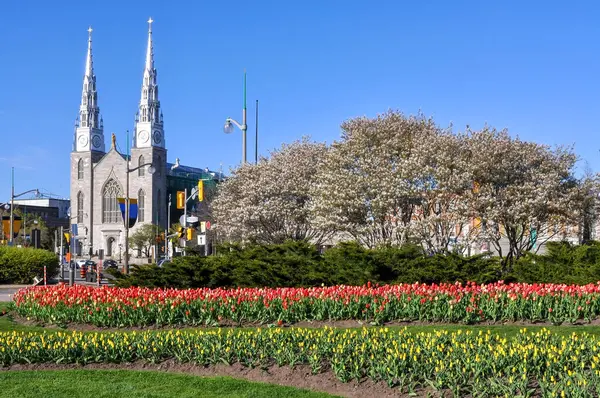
[85,27,94,79]
[75,26,104,152]
[135,17,164,148]
[145,17,154,72]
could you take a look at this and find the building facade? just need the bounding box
[10,198,71,229]
[70,20,210,260]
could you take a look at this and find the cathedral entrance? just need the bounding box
[106,237,115,257]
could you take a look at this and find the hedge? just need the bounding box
[0,246,59,284]
[111,241,502,288]
[109,240,600,289]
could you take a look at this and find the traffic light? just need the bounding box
[186,228,193,241]
[177,227,185,239]
[198,180,204,202]
[176,191,185,209]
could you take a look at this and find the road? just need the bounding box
[0,288,20,302]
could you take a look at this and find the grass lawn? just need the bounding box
[0,370,337,398]
[0,302,59,333]
[5,301,600,338]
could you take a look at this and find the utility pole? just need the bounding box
[166,194,171,259]
[183,188,187,256]
[59,226,64,281]
[9,167,14,245]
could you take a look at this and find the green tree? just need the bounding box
[129,224,163,258]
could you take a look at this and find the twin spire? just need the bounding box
[78,25,100,131]
[77,19,161,151]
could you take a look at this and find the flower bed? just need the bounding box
[1,327,599,396]
[12,282,600,327]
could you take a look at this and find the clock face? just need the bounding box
[139,130,150,143]
[152,130,162,145]
[92,135,102,149]
[78,135,88,147]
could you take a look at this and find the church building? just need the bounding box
[70,20,218,260]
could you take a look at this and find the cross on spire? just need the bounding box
[148,17,153,32]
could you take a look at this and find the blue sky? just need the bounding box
[0,0,599,201]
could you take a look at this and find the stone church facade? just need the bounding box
[70,21,168,259]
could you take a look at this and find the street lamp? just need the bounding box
[7,167,39,246]
[223,71,248,163]
[124,162,155,274]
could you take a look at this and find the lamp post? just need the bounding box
[223,71,248,163]
[7,168,40,246]
[124,162,156,274]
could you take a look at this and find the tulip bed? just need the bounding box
[0,327,599,396]
[12,282,600,327]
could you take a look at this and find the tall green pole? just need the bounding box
[124,131,130,274]
[242,70,247,163]
[9,167,14,245]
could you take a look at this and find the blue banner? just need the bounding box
[118,198,139,228]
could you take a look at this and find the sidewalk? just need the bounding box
[0,285,31,289]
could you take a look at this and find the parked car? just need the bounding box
[75,259,87,269]
[103,259,118,269]
[83,260,96,272]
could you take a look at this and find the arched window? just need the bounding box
[102,179,122,223]
[77,159,84,180]
[138,155,145,176]
[77,192,84,223]
[138,189,145,222]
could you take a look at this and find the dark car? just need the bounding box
[103,259,118,269]
[83,260,96,272]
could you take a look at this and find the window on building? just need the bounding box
[138,189,145,222]
[138,155,145,176]
[157,156,162,176]
[77,159,84,180]
[77,192,84,223]
[102,179,122,223]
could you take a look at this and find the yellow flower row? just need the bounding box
[1,327,600,396]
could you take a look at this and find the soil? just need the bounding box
[0,361,443,398]
[10,311,600,332]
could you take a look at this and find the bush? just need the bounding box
[114,240,600,289]
[510,241,600,285]
[115,240,503,288]
[0,246,59,284]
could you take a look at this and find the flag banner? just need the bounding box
[2,216,22,239]
[118,198,139,228]
[1,216,8,240]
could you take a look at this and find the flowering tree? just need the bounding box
[213,138,329,244]
[465,127,581,269]
[311,111,459,249]
[407,131,476,254]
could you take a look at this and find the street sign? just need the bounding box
[71,224,78,236]
[206,221,211,230]
[179,215,198,228]
[197,234,206,245]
